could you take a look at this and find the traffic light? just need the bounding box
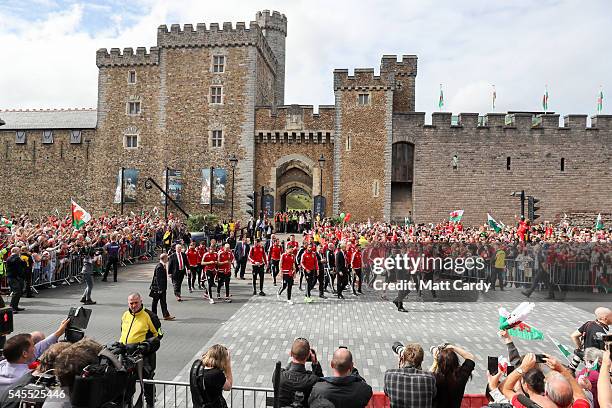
[246,192,256,217]
[528,196,540,221]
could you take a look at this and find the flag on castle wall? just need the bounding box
[542,86,549,112]
[597,88,604,113]
[71,199,91,230]
[449,210,464,222]
[492,85,496,110]
[487,213,502,232]
[596,213,604,230]
[438,84,444,110]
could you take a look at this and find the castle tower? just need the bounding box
[256,10,287,106]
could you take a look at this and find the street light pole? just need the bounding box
[120,167,125,215]
[229,154,238,222]
[318,154,325,216]
[210,166,214,214]
[164,167,169,220]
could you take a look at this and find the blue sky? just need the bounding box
[1,0,611,119]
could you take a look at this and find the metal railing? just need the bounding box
[144,380,275,408]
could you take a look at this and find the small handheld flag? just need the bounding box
[487,213,502,232]
[449,210,464,222]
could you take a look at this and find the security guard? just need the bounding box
[120,292,163,408]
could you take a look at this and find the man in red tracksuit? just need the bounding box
[268,238,282,286]
[286,235,299,251]
[300,244,319,303]
[186,243,200,293]
[277,246,296,304]
[201,245,218,303]
[249,239,268,296]
[351,248,363,295]
[196,242,206,289]
[216,244,234,302]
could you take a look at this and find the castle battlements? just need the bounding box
[156,21,278,74]
[255,105,335,132]
[255,10,287,35]
[96,47,160,67]
[380,55,418,77]
[333,68,394,91]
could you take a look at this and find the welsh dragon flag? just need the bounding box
[71,199,91,229]
[499,302,544,341]
[449,210,464,222]
[596,213,604,230]
[487,213,502,232]
[0,217,12,228]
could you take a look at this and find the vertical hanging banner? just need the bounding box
[212,168,227,205]
[201,168,211,205]
[114,168,139,203]
[161,170,183,204]
[313,195,326,217]
[262,194,275,217]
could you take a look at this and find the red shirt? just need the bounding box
[269,244,282,261]
[217,250,234,274]
[197,246,206,260]
[300,251,318,272]
[186,248,200,266]
[249,246,267,265]
[280,253,296,276]
[286,241,299,250]
[201,251,218,272]
[351,250,362,268]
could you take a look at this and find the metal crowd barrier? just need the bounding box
[0,237,159,292]
[144,380,275,408]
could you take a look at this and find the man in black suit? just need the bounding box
[152,253,174,320]
[335,243,348,299]
[234,236,250,280]
[167,244,189,301]
[6,247,26,312]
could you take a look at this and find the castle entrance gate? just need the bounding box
[271,154,319,212]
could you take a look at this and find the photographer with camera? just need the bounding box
[0,318,70,392]
[308,347,372,408]
[0,341,71,408]
[429,343,475,408]
[384,342,436,408]
[568,307,611,371]
[79,244,97,305]
[273,337,324,408]
[120,292,163,408]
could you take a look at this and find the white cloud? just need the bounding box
[0,0,610,118]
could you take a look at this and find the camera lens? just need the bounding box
[392,342,404,355]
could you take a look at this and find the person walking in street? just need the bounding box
[5,247,26,313]
[102,234,120,282]
[151,253,174,320]
[201,244,218,304]
[80,245,96,305]
[249,239,268,296]
[168,244,188,302]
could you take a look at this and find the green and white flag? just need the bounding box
[449,210,464,222]
[487,213,502,232]
[597,88,604,113]
[596,213,604,230]
[439,84,444,110]
[551,337,573,364]
[71,199,92,230]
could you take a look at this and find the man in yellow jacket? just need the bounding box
[120,292,163,408]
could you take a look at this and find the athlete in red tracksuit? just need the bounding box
[186,243,200,292]
[268,239,283,286]
[277,247,296,303]
[248,239,268,296]
[300,244,319,301]
[196,242,206,289]
[201,246,218,303]
[216,244,234,302]
[351,248,363,295]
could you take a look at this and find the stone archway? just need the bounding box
[271,154,317,212]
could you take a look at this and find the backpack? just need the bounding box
[189,360,228,408]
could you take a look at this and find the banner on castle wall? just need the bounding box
[262,194,275,218]
[161,169,183,204]
[113,168,139,204]
[201,168,212,205]
[313,195,326,218]
[212,168,227,205]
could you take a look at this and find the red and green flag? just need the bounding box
[449,210,464,222]
[551,338,573,364]
[542,86,549,112]
[597,88,604,113]
[71,199,91,229]
[596,213,604,230]
[439,84,444,110]
[499,303,544,341]
[0,217,12,228]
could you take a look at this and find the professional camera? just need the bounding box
[391,342,405,355]
[65,307,92,343]
[429,343,450,356]
[70,341,149,408]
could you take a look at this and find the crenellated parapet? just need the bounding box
[255,10,287,35]
[333,68,394,91]
[156,21,278,74]
[380,55,417,77]
[255,105,335,132]
[96,47,160,67]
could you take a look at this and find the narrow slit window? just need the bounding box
[561,157,565,172]
[506,157,511,171]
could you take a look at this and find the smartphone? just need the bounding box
[506,365,515,375]
[535,354,546,364]
[488,356,499,375]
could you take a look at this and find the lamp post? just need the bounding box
[317,154,325,216]
[229,154,238,221]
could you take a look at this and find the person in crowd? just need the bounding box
[151,253,174,320]
[575,347,603,408]
[248,239,267,296]
[0,318,70,392]
[168,244,189,301]
[597,349,611,408]
[335,243,349,299]
[201,244,219,304]
[491,243,506,291]
[20,246,34,298]
[384,343,436,408]
[102,233,121,282]
[233,236,249,280]
[308,347,372,408]
[120,292,162,408]
[430,344,475,408]
[300,244,319,303]
[273,337,324,408]
[350,246,363,295]
[5,247,26,313]
[268,238,282,286]
[216,244,234,302]
[186,242,200,293]
[278,246,297,304]
[568,307,611,370]
[192,344,233,408]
